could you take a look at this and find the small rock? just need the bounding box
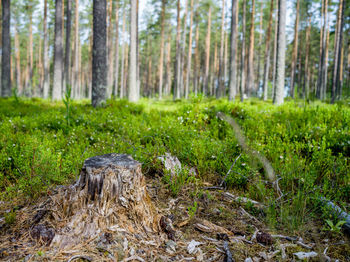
[187,240,202,254]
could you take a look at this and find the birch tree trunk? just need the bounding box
[273,0,286,105]
[239,0,246,102]
[92,0,107,107]
[246,0,255,97]
[203,6,211,96]
[289,0,299,98]
[53,0,63,100]
[229,0,238,101]
[262,0,274,101]
[185,0,194,99]
[113,1,119,97]
[129,0,138,102]
[43,0,50,99]
[217,0,226,98]
[158,0,166,99]
[1,0,11,97]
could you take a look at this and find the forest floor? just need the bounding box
[0,97,349,261]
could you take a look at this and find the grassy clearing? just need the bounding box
[0,97,349,233]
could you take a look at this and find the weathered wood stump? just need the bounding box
[50,153,159,248]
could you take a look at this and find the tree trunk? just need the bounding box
[193,21,200,96]
[1,0,11,97]
[246,0,255,97]
[158,0,166,99]
[165,35,172,96]
[304,16,311,100]
[43,0,50,99]
[92,0,107,107]
[323,26,330,99]
[113,1,119,97]
[216,0,226,98]
[229,0,238,101]
[273,0,286,105]
[174,0,182,100]
[120,11,126,99]
[129,0,138,102]
[289,0,300,98]
[262,0,274,101]
[107,0,114,97]
[53,0,64,100]
[271,1,278,98]
[239,0,247,102]
[256,3,263,93]
[185,0,194,99]
[124,44,129,95]
[73,0,80,99]
[203,6,211,96]
[64,0,72,94]
[28,8,33,96]
[331,0,344,103]
[179,0,189,98]
[14,28,21,94]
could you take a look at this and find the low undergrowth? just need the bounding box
[0,97,349,233]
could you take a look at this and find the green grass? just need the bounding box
[0,96,349,232]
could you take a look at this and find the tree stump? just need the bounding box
[50,153,159,248]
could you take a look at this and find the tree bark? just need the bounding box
[128,0,138,102]
[229,0,238,101]
[179,0,189,98]
[262,0,274,101]
[239,0,246,102]
[203,6,211,96]
[193,21,200,96]
[245,0,255,97]
[271,1,278,98]
[1,0,11,97]
[73,0,80,99]
[273,0,286,105]
[113,1,119,97]
[185,0,194,99]
[120,11,126,99]
[217,0,226,98]
[165,35,172,96]
[92,0,107,107]
[14,28,21,94]
[107,0,114,97]
[64,0,72,94]
[289,0,300,98]
[27,6,33,96]
[174,0,182,100]
[43,0,50,99]
[304,17,311,100]
[256,3,263,93]
[53,0,64,100]
[158,0,166,99]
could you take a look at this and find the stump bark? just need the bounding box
[50,153,158,248]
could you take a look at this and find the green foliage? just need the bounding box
[323,219,347,234]
[4,211,16,225]
[187,201,198,219]
[63,85,72,127]
[0,98,349,232]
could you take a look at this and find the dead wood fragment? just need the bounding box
[256,231,273,246]
[32,209,48,225]
[223,192,265,209]
[67,255,92,262]
[160,216,176,240]
[30,224,55,246]
[223,241,233,262]
[194,219,233,235]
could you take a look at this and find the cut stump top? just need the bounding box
[83,153,141,169]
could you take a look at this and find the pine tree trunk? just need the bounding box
[212,42,218,96]
[273,0,286,105]
[92,0,107,107]
[317,0,328,100]
[28,8,33,96]
[53,0,64,100]
[304,17,311,100]
[203,6,211,96]
[1,0,11,97]
[229,0,238,101]
[224,31,228,88]
[323,26,330,99]
[158,0,166,99]
[120,12,126,99]
[185,0,194,99]
[113,1,119,97]
[73,0,80,98]
[165,35,172,96]
[289,0,300,98]
[246,0,255,97]
[335,0,345,100]
[193,21,200,96]
[129,0,138,102]
[272,1,278,97]
[216,0,226,98]
[14,28,21,94]
[262,0,274,101]
[239,0,247,102]
[43,0,50,99]
[256,3,263,93]
[107,0,114,97]
[124,44,129,95]
[331,0,344,103]
[174,0,182,100]
[179,0,188,98]
[63,0,72,94]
